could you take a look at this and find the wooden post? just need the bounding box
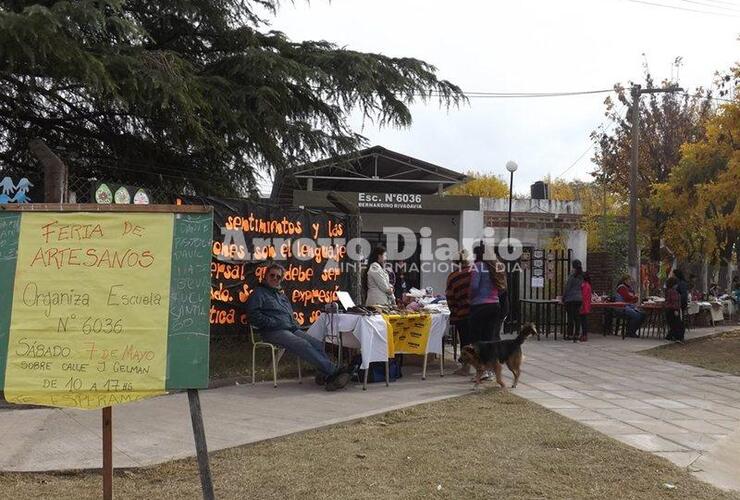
[188,389,215,500]
[102,406,112,500]
[326,191,362,302]
[28,139,68,203]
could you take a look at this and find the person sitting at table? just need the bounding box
[246,262,350,391]
[615,274,646,338]
[364,245,395,306]
[664,276,684,342]
[446,249,473,375]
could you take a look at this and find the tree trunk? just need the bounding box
[29,139,67,203]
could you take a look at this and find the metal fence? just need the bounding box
[67,174,182,205]
[507,248,573,338]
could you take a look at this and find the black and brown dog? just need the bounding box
[460,323,538,389]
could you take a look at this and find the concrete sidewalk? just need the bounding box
[0,325,738,493]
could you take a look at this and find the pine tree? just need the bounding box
[0,1,463,196]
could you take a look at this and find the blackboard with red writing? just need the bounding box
[180,196,348,335]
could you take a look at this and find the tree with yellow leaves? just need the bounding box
[446,171,509,198]
[652,80,739,289]
[543,176,628,251]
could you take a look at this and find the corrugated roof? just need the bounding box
[270,146,467,205]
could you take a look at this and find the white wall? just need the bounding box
[459,210,484,255]
[473,225,588,268]
[361,212,459,295]
[357,209,588,297]
[480,198,583,215]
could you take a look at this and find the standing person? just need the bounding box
[385,262,396,291]
[664,276,684,342]
[579,272,592,342]
[732,276,740,303]
[446,250,473,376]
[672,268,689,327]
[615,275,646,338]
[364,245,394,306]
[672,269,689,309]
[246,263,350,391]
[394,270,410,301]
[469,241,507,343]
[562,259,584,342]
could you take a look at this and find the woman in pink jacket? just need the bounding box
[579,272,592,342]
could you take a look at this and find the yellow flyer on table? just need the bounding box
[383,313,431,356]
[4,212,173,409]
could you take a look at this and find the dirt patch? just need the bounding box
[642,330,740,376]
[209,334,313,382]
[0,390,736,500]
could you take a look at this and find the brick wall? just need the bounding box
[484,211,583,230]
[587,251,616,296]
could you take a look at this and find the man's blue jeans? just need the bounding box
[621,306,645,336]
[259,329,335,376]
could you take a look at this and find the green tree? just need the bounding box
[0,1,463,196]
[591,71,713,259]
[446,171,508,197]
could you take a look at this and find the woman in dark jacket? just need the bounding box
[664,276,684,342]
[562,259,584,342]
[672,268,689,326]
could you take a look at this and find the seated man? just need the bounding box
[615,275,646,338]
[246,263,350,391]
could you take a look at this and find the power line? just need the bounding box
[429,88,615,98]
[674,0,740,12]
[555,103,629,180]
[552,87,737,181]
[699,0,740,6]
[625,0,740,17]
[428,88,735,103]
[683,92,736,103]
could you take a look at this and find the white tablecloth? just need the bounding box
[688,301,725,322]
[306,312,449,370]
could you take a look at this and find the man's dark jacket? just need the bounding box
[246,284,300,332]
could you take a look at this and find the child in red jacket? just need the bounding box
[579,272,592,342]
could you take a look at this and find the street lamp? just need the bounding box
[505,161,518,248]
[504,160,518,334]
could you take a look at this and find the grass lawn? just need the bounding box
[0,389,736,500]
[642,330,740,376]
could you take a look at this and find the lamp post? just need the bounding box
[505,161,518,251]
[504,160,518,335]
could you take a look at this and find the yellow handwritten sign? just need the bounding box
[4,213,173,409]
[383,314,432,356]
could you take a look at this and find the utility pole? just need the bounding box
[628,84,682,301]
[628,85,641,291]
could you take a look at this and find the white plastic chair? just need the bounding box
[250,325,302,388]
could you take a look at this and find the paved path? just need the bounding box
[513,326,740,492]
[0,325,738,492]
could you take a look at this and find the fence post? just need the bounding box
[29,139,67,203]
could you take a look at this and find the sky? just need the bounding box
[258,0,739,195]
